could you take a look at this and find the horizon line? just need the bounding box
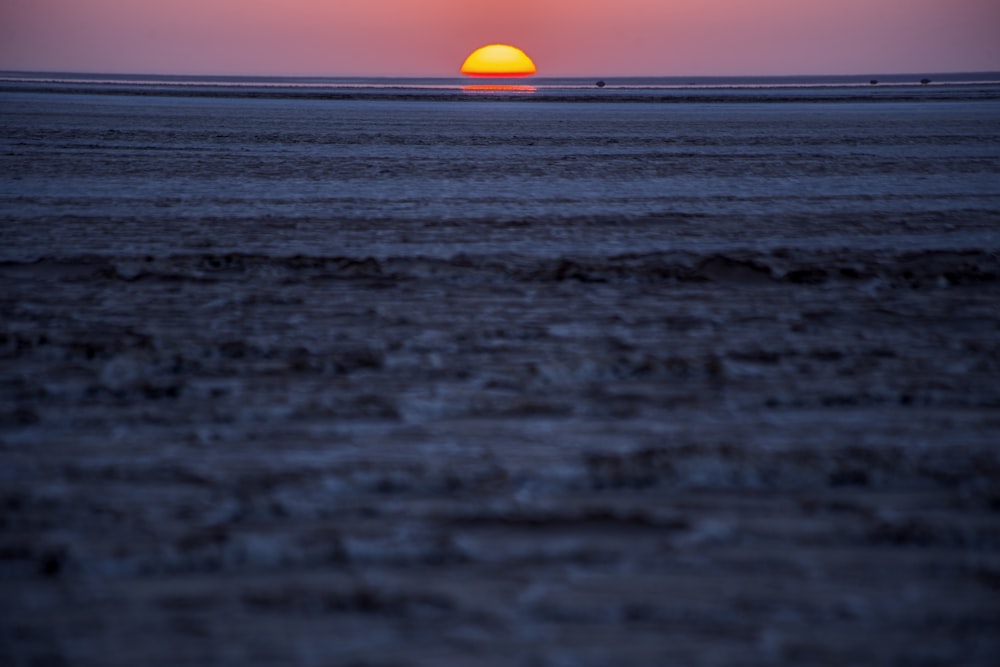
[3,68,999,81]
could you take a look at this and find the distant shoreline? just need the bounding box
[2,70,1000,88]
[2,71,999,104]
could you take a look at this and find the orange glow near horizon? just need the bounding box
[461,44,537,77]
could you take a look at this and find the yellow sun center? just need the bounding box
[461,44,537,77]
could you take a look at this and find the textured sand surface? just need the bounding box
[2,84,1000,666]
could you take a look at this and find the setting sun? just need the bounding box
[461,44,537,77]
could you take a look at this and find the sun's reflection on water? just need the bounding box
[462,84,537,94]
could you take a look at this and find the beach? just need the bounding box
[2,77,1000,666]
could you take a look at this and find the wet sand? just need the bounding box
[4,244,999,666]
[2,84,1000,666]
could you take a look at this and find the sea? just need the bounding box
[2,71,1000,666]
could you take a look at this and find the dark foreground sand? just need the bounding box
[2,241,999,666]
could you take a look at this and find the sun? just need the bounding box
[461,44,537,77]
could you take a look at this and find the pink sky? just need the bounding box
[1,0,998,76]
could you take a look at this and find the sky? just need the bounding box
[1,0,998,77]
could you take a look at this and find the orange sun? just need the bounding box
[461,44,537,77]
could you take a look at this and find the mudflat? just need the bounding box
[2,82,999,666]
